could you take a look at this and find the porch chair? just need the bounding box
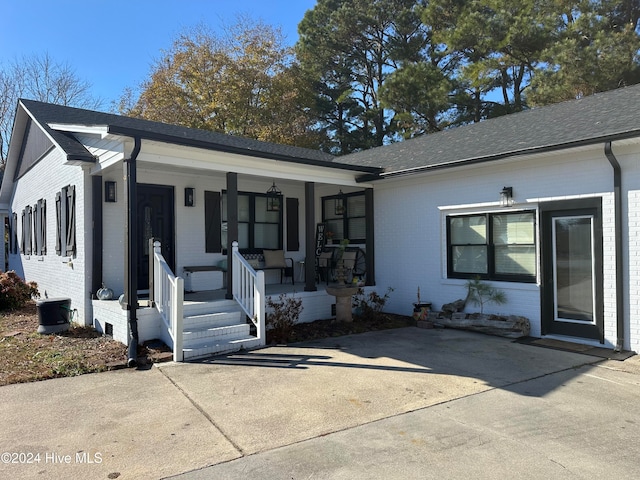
[262,249,295,285]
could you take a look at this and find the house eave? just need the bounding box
[106,125,382,175]
[376,131,640,180]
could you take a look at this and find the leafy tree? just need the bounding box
[0,52,101,163]
[297,0,430,154]
[122,19,322,149]
[528,0,640,105]
[423,0,554,121]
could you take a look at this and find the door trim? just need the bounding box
[540,198,604,342]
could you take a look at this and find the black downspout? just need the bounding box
[604,142,625,352]
[124,137,141,367]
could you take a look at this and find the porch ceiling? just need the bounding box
[132,140,374,187]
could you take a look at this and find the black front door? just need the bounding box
[540,199,603,342]
[137,184,175,289]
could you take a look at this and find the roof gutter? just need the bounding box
[604,142,625,352]
[125,137,141,367]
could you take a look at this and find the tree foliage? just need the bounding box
[121,19,322,149]
[297,0,431,154]
[528,0,640,105]
[298,0,640,152]
[0,52,101,163]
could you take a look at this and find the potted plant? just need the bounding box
[413,287,432,322]
[325,231,334,245]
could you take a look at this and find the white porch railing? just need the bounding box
[151,241,184,362]
[232,241,266,345]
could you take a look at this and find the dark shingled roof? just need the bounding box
[20,99,381,174]
[340,84,640,177]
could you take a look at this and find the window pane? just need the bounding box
[348,218,366,240]
[324,198,343,219]
[452,245,488,273]
[238,223,249,249]
[326,220,344,240]
[450,216,486,244]
[348,195,365,217]
[493,213,534,244]
[238,195,250,222]
[255,196,280,223]
[495,245,536,275]
[254,223,279,249]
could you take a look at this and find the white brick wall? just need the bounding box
[8,148,92,325]
[373,145,635,351]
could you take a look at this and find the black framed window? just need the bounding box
[447,210,536,282]
[222,192,283,252]
[322,192,366,243]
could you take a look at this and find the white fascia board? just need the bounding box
[48,123,110,139]
[139,141,372,187]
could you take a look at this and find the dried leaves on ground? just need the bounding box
[1,302,414,386]
[0,302,171,386]
[267,313,415,345]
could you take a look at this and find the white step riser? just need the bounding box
[184,337,262,360]
[183,311,243,330]
[183,300,238,316]
[183,324,250,346]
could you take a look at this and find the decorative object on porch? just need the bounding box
[184,187,195,207]
[413,286,432,325]
[325,239,358,321]
[335,189,345,215]
[500,186,513,207]
[104,181,116,202]
[96,283,114,300]
[266,181,282,211]
[325,230,334,244]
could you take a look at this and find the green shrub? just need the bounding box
[0,271,39,310]
[266,293,303,343]
[353,287,394,320]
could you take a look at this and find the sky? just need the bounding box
[1,0,318,109]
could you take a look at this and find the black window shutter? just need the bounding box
[21,209,26,254]
[286,197,299,252]
[205,191,222,253]
[25,206,32,255]
[10,213,17,254]
[41,199,46,255]
[66,186,76,256]
[55,192,62,255]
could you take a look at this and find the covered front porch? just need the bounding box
[90,135,381,363]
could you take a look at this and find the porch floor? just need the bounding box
[184,280,360,303]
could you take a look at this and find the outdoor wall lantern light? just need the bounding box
[335,189,345,215]
[266,182,282,212]
[500,186,513,207]
[105,181,117,203]
[184,187,195,207]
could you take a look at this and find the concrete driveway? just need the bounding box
[1,327,638,479]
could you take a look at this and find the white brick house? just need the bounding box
[2,84,640,359]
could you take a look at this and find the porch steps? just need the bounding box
[181,301,261,360]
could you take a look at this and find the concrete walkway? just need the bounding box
[1,328,638,479]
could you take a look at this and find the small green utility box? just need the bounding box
[36,297,71,334]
